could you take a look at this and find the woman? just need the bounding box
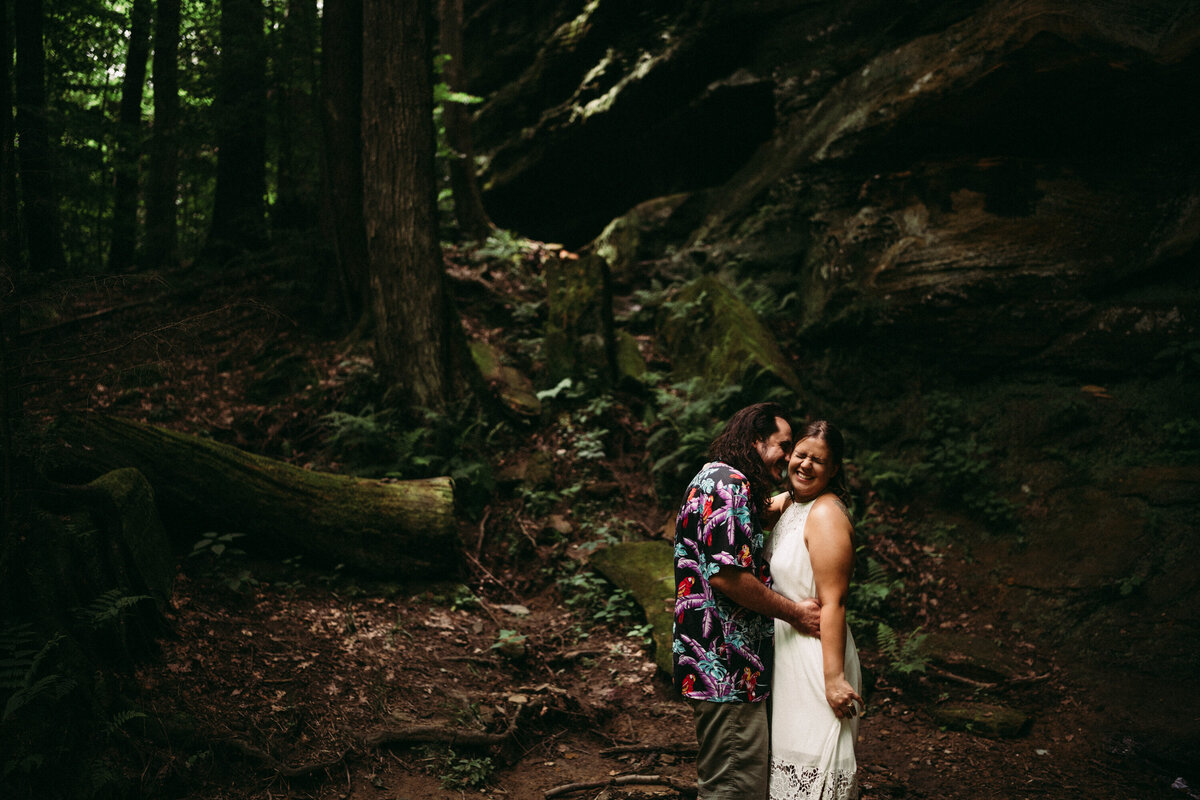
[765,420,864,800]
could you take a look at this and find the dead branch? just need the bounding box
[363,718,516,750]
[544,774,697,798]
[600,743,698,757]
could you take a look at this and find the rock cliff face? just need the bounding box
[465,0,1200,376]
[464,0,1200,771]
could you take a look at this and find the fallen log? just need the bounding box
[52,414,457,578]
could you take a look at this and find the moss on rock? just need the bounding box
[657,274,803,397]
[588,540,675,675]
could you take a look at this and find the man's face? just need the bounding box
[754,417,793,484]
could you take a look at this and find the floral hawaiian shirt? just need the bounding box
[672,462,774,703]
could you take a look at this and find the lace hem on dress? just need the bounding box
[769,757,858,800]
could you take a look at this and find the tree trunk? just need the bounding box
[0,0,17,544]
[319,0,368,325]
[438,0,492,241]
[144,0,181,270]
[13,0,66,272]
[207,0,268,259]
[362,0,452,413]
[108,0,152,271]
[272,0,320,233]
[54,415,459,578]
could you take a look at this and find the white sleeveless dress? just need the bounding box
[765,499,861,800]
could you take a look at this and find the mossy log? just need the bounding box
[54,415,457,577]
[588,540,676,676]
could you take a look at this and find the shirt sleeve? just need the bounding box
[696,470,756,574]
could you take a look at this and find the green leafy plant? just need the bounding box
[420,745,495,789]
[919,393,1018,529]
[646,378,745,500]
[73,589,152,627]
[876,622,929,677]
[846,558,903,629]
[190,531,247,560]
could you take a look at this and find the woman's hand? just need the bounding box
[825,675,864,720]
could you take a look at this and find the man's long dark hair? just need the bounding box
[707,402,791,523]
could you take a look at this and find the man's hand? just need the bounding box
[788,597,821,637]
[709,568,822,637]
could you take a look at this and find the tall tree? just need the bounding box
[207,0,267,258]
[319,0,368,323]
[13,0,65,272]
[144,0,180,269]
[437,0,491,241]
[362,0,454,413]
[272,0,320,232]
[0,0,19,539]
[108,0,152,271]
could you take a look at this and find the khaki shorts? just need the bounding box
[690,699,769,800]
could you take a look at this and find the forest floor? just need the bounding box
[21,261,1194,800]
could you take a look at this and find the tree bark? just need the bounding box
[108,0,153,271]
[362,0,453,413]
[13,0,66,272]
[438,0,492,241]
[144,0,181,270]
[54,415,459,578]
[272,0,320,232]
[207,0,268,259]
[0,0,16,544]
[319,0,368,325]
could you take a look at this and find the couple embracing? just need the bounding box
[673,402,863,800]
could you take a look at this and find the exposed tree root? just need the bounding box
[544,774,697,798]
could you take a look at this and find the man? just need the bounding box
[673,402,822,799]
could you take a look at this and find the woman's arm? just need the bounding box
[807,494,864,719]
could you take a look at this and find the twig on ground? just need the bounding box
[544,774,697,798]
[600,743,698,757]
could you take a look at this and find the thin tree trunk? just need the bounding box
[13,0,66,272]
[319,0,368,325]
[273,0,319,232]
[0,0,18,546]
[362,0,452,413]
[108,0,152,271]
[145,0,180,269]
[208,0,268,259]
[437,0,491,241]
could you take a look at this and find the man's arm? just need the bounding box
[709,567,821,637]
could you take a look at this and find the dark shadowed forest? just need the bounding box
[2,1,1199,799]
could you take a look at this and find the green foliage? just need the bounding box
[1161,416,1200,459]
[0,627,76,723]
[875,622,929,677]
[474,229,536,265]
[1155,339,1200,378]
[846,558,903,630]
[851,451,919,505]
[420,745,495,790]
[190,531,247,560]
[919,393,1018,529]
[189,532,259,592]
[646,378,746,501]
[557,571,648,641]
[73,589,152,628]
[490,629,527,650]
[322,402,499,518]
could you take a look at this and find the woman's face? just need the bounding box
[788,436,838,502]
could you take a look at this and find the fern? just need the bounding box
[876,622,928,676]
[1,629,76,722]
[74,589,152,627]
[104,709,147,737]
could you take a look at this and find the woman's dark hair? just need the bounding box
[796,419,851,505]
[708,402,792,523]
